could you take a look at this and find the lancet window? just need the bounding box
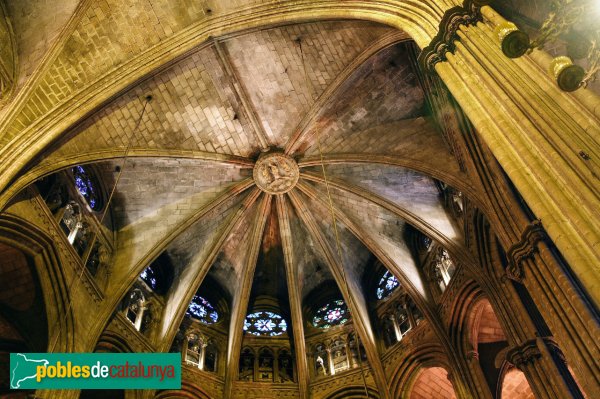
[72,165,103,211]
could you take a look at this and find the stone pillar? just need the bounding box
[504,222,600,396]
[133,302,145,331]
[198,342,207,371]
[506,337,584,399]
[343,339,351,370]
[419,0,600,307]
[273,352,279,383]
[326,348,335,376]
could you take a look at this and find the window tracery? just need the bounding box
[312,299,350,329]
[243,311,287,336]
[187,295,219,325]
[140,266,158,291]
[376,270,400,299]
[72,165,103,211]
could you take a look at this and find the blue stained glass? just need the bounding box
[140,266,157,290]
[187,295,219,324]
[312,300,349,329]
[376,270,399,299]
[72,165,102,211]
[244,311,287,336]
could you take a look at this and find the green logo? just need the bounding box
[10,353,181,389]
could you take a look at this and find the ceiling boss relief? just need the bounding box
[253,152,299,195]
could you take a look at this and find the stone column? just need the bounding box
[343,339,351,370]
[326,348,335,376]
[506,337,584,399]
[504,221,600,396]
[420,1,600,308]
[198,342,207,371]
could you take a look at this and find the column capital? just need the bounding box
[506,338,543,369]
[418,0,484,72]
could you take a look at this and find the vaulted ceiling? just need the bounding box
[3,5,480,395]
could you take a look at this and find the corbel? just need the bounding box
[506,219,547,282]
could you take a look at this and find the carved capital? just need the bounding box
[418,0,483,72]
[506,220,547,282]
[506,339,542,369]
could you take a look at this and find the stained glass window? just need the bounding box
[312,299,349,329]
[187,295,219,324]
[140,266,158,290]
[376,270,399,299]
[72,165,102,211]
[243,311,287,336]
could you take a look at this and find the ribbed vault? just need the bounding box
[9,19,475,398]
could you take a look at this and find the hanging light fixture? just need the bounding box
[496,0,599,91]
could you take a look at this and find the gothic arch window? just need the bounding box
[185,334,201,367]
[239,347,255,381]
[257,348,274,381]
[243,311,287,336]
[204,343,218,373]
[278,349,294,383]
[434,248,456,292]
[72,165,103,211]
[187,295,219,325]
[331,338,349,373]
[395,304,411,335]
[312,299,350,329]
[314,343,329,377]
[376,270,400,299]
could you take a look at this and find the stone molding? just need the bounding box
[506,337,565,370]
[506,338,542,369]
[506,220,546,282]
[418,0,484,73]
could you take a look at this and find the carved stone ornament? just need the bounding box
[418,0,485,73]
[506,338,542,370]
[506,219,547,282]
[253,152,299,194]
